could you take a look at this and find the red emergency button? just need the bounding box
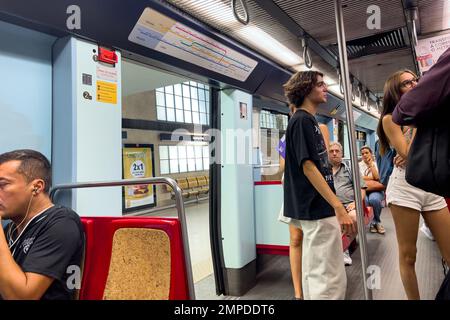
[98,47,118,65]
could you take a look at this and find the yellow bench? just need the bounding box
[166,176,209,199]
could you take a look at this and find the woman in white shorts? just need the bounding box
[377,69,450,299]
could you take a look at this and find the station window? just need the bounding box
[156,81,210,125]
[356,130,367,156]
[260,110,288,130]
[159,145,209,174]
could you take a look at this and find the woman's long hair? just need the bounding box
[376,69,417,155]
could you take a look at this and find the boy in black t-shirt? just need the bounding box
[0,149,84,300]
[283,71,355,300]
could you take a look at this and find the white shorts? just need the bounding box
[278,203,302,229]
[386,166,447,212]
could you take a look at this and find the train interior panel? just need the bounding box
[0,0,449,301]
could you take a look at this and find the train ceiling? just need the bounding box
[165,0,450,117]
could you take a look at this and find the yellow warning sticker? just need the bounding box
[96,80,117,104]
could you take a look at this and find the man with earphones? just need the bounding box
[0,149,84,300]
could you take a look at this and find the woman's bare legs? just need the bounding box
[422,207,450,266]
[289,224,303,299]
[390,204,421,300]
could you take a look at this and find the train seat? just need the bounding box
[78,217,190,300]
[166,178,190,199]
[196,176,209,194]
[186,177,200,197]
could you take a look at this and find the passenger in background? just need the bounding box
[0,149,84,300]
[283,71,355,300]
[378,70,450,299]
[359,146,385,234]
[328,142,366,266]
[277,104,303,300]
[278,105,330,300]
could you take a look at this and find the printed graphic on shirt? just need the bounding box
[21,237,35,254]
[314,124,333,187]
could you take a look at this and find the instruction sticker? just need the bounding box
[97,65,118,82]
[96,80,117,104]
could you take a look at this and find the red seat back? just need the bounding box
[79,217,190,300]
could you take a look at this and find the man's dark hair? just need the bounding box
[0,149,52,193]
[283,71,324,107]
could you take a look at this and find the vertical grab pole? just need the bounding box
[168,177,196,300]
[334,0,373,300]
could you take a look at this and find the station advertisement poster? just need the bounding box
[415,33,450,73]
[122,145,156,212]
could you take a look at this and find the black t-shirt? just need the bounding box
[284,109,335,220]
[2,206,84,300]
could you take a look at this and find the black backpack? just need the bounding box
[436,260,450,300]
[406,126,450,198]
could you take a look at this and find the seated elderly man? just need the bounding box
[328,142,367,266]
[0,149,84,300]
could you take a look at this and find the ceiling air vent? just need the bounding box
[327,27,408,59]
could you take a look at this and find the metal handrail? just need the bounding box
[231,0,249,25]
[334,0,373,300]
[50,177,196,300]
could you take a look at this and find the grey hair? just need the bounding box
[329,141,343,152]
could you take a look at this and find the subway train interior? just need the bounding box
[0,0,449,301]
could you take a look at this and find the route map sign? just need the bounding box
[129,8,258,82]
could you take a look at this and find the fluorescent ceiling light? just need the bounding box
[323,75,338,86]
[328,84,343,98]
[237,25,303,67]
[195,0,240,24]
[293,64,309,72]
[444,0,450,29]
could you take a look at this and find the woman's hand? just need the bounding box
[394,154,407,168]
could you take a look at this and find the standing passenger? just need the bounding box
[278,104,303,300]
[378,70,450,299]
[283,71,355,300]
[278,105,331,300]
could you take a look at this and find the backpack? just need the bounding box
[374,140,396,187]
[406,125,450,198]
[436,263,450,300]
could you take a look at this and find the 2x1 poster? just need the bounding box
[122,145,156,212]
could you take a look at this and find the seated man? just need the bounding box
[0,149,84,300]
[328,142,367,266]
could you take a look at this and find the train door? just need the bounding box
[120,58,217,296]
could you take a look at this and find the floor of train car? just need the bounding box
[195,207,446,300]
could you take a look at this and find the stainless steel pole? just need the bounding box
[334,0,373,300]
[50,177,196,300]
[167,177,196,300]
